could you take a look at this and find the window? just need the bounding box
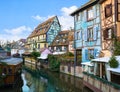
[87,27,93,41]
[38,44,40,49]
[54,47,56,50]
[44,43,46,48]
[104,28,113,40]
[56,40,59,43]
[88,49,94,60]
[87,7,94,21]
[63,39,66,42]
[105,4,112,18]
[75,13,80,21]
[8,68,12,74]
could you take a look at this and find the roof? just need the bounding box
[99,0,106,4]
[71,0,99,16]
[50,30,71,46]
[0,58,22,65]
[28,16,57,38]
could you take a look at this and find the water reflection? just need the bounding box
[22,69,93,92]
[21,74,29,92]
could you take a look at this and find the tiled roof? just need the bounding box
[50,30,74,46]
[28,16,56,38]
[71,0,99,16]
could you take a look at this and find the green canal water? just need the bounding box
[0,69,93,92]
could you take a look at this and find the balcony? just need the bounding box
[37,39,46,43]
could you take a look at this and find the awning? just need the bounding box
[37,54,48,59]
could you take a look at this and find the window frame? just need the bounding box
[88,49,94,60]
[105,4,112,18]
[103,28,113,40]
[87,7,94,21]
[87,27,94,41]
[75,13,80,22]
[76,31,80,40]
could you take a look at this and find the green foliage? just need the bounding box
[48,54,60,72]
[31,51,40,60]
[62,52,74,57]
[0,62,8,87]
[113,39,120,55]
[67,52,74,56]
[89,55,94,60]
[109,56,119,68]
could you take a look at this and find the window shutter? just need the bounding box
[75,32,77,40]
[93,6,96,18]
[84,29,88,41]
[94,49,98,58]
[80,31,82,39]
[85,49,88,60]
[93,26,98,40]
[84,11,87,21]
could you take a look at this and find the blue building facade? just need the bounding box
[71,0,101,63]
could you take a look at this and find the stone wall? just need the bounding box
[60,65,83,78]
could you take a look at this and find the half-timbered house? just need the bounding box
[71,0,101,63]
[100,0,120,56]
[27,16,61,51]
[49,30,74,53]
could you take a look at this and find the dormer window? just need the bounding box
[105,4,112,18]
[87,7,94,21]
[56,40,59,43]
[63,39,66,42]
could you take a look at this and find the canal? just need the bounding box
[1,68,93,92]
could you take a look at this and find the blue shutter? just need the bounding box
[85,49,88,60]
[93,26,98,40]
[75,32,77,40]
[84,29,88,41]
[94,49,98,58]
[93,6,96,18]
[80,31,82,39]
[84,11,86,21]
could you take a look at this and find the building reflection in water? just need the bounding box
[22,69,93,92]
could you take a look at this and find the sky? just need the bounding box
[0,0,88,42]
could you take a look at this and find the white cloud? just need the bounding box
[32,15,55,22]
[32,15,46,21]
[4,26,32,35]
[59,6,78,30]
[61,6,78,16]
[32,6,78,30]
[0,26,32,41]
